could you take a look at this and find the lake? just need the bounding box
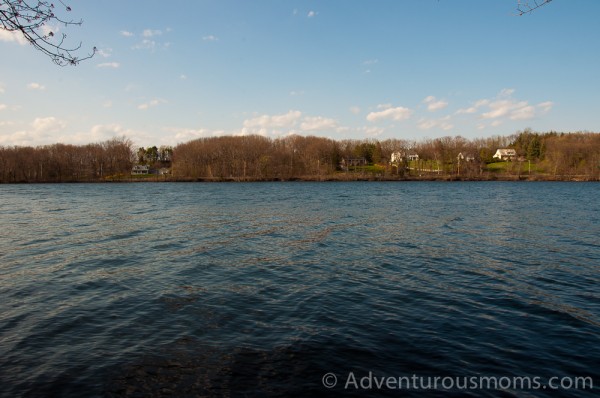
[0,182,598,397]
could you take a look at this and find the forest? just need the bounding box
[0,131,598,183]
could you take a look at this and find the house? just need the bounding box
[131,165,150,175]
[457,152,476,162]
[493,149,517,161]
[340,157,367,170]
[390,152,403,164]
[390,152,419,163]
[158,167,171,175]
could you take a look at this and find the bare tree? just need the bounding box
[516,0,553,16]
[0,0,94,65]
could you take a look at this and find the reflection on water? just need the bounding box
[0,182,599,397]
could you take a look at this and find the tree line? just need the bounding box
[0,131,598,183]
[172,131,599,180]
[0,137,133,182]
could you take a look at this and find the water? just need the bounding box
[0,182,598,397]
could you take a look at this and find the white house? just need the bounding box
[390,152,419,163]
[131,165,150,175]
[493,149,517,161]
[457,152,476,162]
[390,152,403,163]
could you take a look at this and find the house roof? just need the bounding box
[495,149,516,155]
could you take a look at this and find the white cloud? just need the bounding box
[428,100,448,112]
[0,117,66,146]
[455,106,478,115]
[202,35,219,42]
[456,99,489,115]
[289,90,305,96]
[350,106,361,115]
[243,110,302,130]
[455,89,553,123]
[478,88,537,120]
[138,99,166,110]
[102,100,113,108]
[0,130,33,146]
[131,29,169,50]
[32,117,65,133]
[423,96,448,112]
[96,48,113,58]
[509,105,536,120]
[132,39,156,50]
[142,29,162,37]
[307,11,318,18]
[481,96,550,121]
[97,62,120,69]
[417,116,453,131]
[0,83,4,94]
[361,58,380,73]
[362,126,385,137]
[538,101,554,113]
[367,106,413,122]
[173,128,213,142]
[417,119,437,130]
[27,83,46,91]
[0,29,28,45]
[300,116,339,132]
[0,103,6,111]
[238,112,345,136]
[481,99,521,119]
[241,110,304,137]
[120,30,134,37]
[163,127,229,144]
[83,124,133,142]
[67,124,149,146]
[180,74,188,80]
[0,119,153,147]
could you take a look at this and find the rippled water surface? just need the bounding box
[1,182,598,397]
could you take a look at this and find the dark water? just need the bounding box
[0,182,598,397]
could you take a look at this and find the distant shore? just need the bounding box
[3,132,598,184]
[4,174,598,184]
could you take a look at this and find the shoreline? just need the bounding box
[2,174,598,184]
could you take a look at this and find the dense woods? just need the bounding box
[0,131,598,182]
[0,137,133,182]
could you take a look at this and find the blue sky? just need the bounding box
[1,0,599,147]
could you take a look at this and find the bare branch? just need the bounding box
[516,0,553,16]
[0,0,94,66]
